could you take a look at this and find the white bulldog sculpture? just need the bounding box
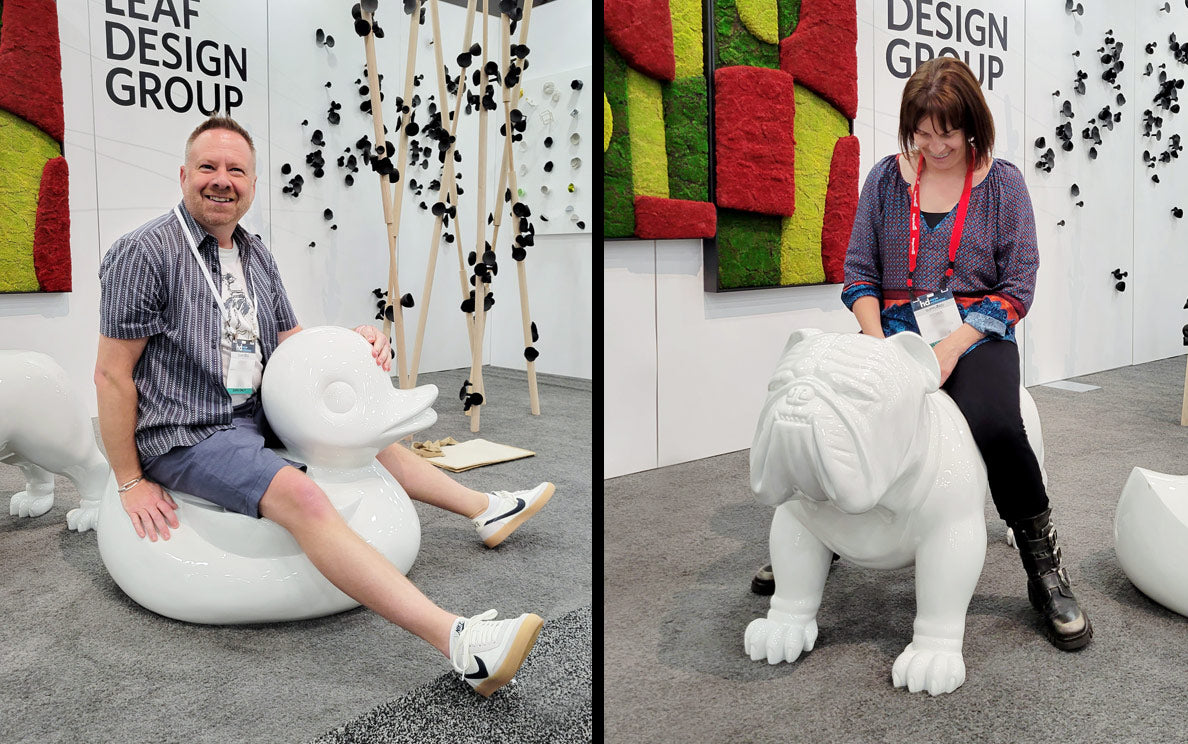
[97,326,436,624]
[745,329,1043,696]
[1,350,106,531]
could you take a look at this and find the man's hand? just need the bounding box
[354,324,392,372]
[120,479,180,541]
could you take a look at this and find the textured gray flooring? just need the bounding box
[311,606,592,744]
[1,366,591,744]
[606,355,1188,743]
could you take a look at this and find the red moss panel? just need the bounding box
[603,0,676,82]
[634,195,717,239]
[714,65,796,216]
[33,156,71,292]
[820,135,859,284]
[0,0,65,142]
[779,0,858,120]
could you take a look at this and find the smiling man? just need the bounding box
[95,116,554,697]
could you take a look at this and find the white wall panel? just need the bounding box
[1132,4,1188,365]
[90,0,272,255]
[266,0,591,382]
[1022,1,1134,384]
[654,243,857,469]
[604,242,658,479]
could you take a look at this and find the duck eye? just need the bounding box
[323,380,358,414]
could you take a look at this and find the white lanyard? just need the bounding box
[173,206,256,330]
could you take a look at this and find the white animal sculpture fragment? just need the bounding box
[1,351,107,531]
[1115,467,1188,617]
[745,329,1043,696]
[97,326,436,624]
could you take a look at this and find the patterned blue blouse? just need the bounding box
[841,154,1039,349]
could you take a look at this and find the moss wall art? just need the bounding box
[0,0,71,294]
[603,0,858,291]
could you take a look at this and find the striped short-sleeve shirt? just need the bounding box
[99,202,299,457]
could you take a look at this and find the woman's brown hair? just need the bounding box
[898,57,994,169]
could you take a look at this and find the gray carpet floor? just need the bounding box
[605,355,1188,743]
[1,366,591,744]
[312,606,592,744]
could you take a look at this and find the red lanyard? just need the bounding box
[907,150,975,294]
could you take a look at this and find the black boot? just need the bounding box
[1010,508,1093,650]
[750,554,841,596]
[751,564,776,595]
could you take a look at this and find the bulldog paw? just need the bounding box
[744,614,818,665]
[891,641,965,696]
[66,501,99,533]
[9,491,53,519]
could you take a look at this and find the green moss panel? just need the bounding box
[716,208,782,288]
[777,0,801,39]
[662,76,709,202]
[714,0,778,70]
[603,39,634,238]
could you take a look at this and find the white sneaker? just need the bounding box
[474,482,555,547]
[449,610,544,697]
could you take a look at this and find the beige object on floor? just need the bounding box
[424,438,536,472]
[412,437,459,458]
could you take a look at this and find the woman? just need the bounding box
[840,56,1091,650]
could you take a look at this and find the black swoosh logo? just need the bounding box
[464,656,489,680]
[484,498,526,526]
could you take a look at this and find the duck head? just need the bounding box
[261,326,438,468]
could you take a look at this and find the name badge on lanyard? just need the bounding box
[226,337,257,395]
[906,151,974,347]
[173,206,258,395]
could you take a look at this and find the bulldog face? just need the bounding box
[750,330,941,513]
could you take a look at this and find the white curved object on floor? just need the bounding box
[97,326,436,625]
[1115,467,1188,617]
[745,329,1043,696]
[1,351,108,531]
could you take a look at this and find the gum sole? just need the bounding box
[475,613,544,697]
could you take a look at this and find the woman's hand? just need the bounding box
[932,336,964,385]
[931,324,986,385]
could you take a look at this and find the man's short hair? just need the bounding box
[184,116,256,163]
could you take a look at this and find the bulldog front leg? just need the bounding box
[745,502,834,664]
[892,512,986,695]
[9,460,55,519]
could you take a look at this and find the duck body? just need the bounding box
[96,326,436,625]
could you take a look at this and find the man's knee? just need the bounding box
[259,468,336,524]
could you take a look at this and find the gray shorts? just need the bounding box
[141,397,306,518]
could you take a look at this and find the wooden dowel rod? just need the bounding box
[361,10,409,385]
[468,0,492,430]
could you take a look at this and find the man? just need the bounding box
[95,115,553,697]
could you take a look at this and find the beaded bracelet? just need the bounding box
[117,476,144,493]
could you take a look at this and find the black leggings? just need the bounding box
[942,340,1048,524]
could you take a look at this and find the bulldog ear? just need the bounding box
[781,328,824,357]
[887,332,941,392]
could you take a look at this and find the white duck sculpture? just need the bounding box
[96,326,437,624]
